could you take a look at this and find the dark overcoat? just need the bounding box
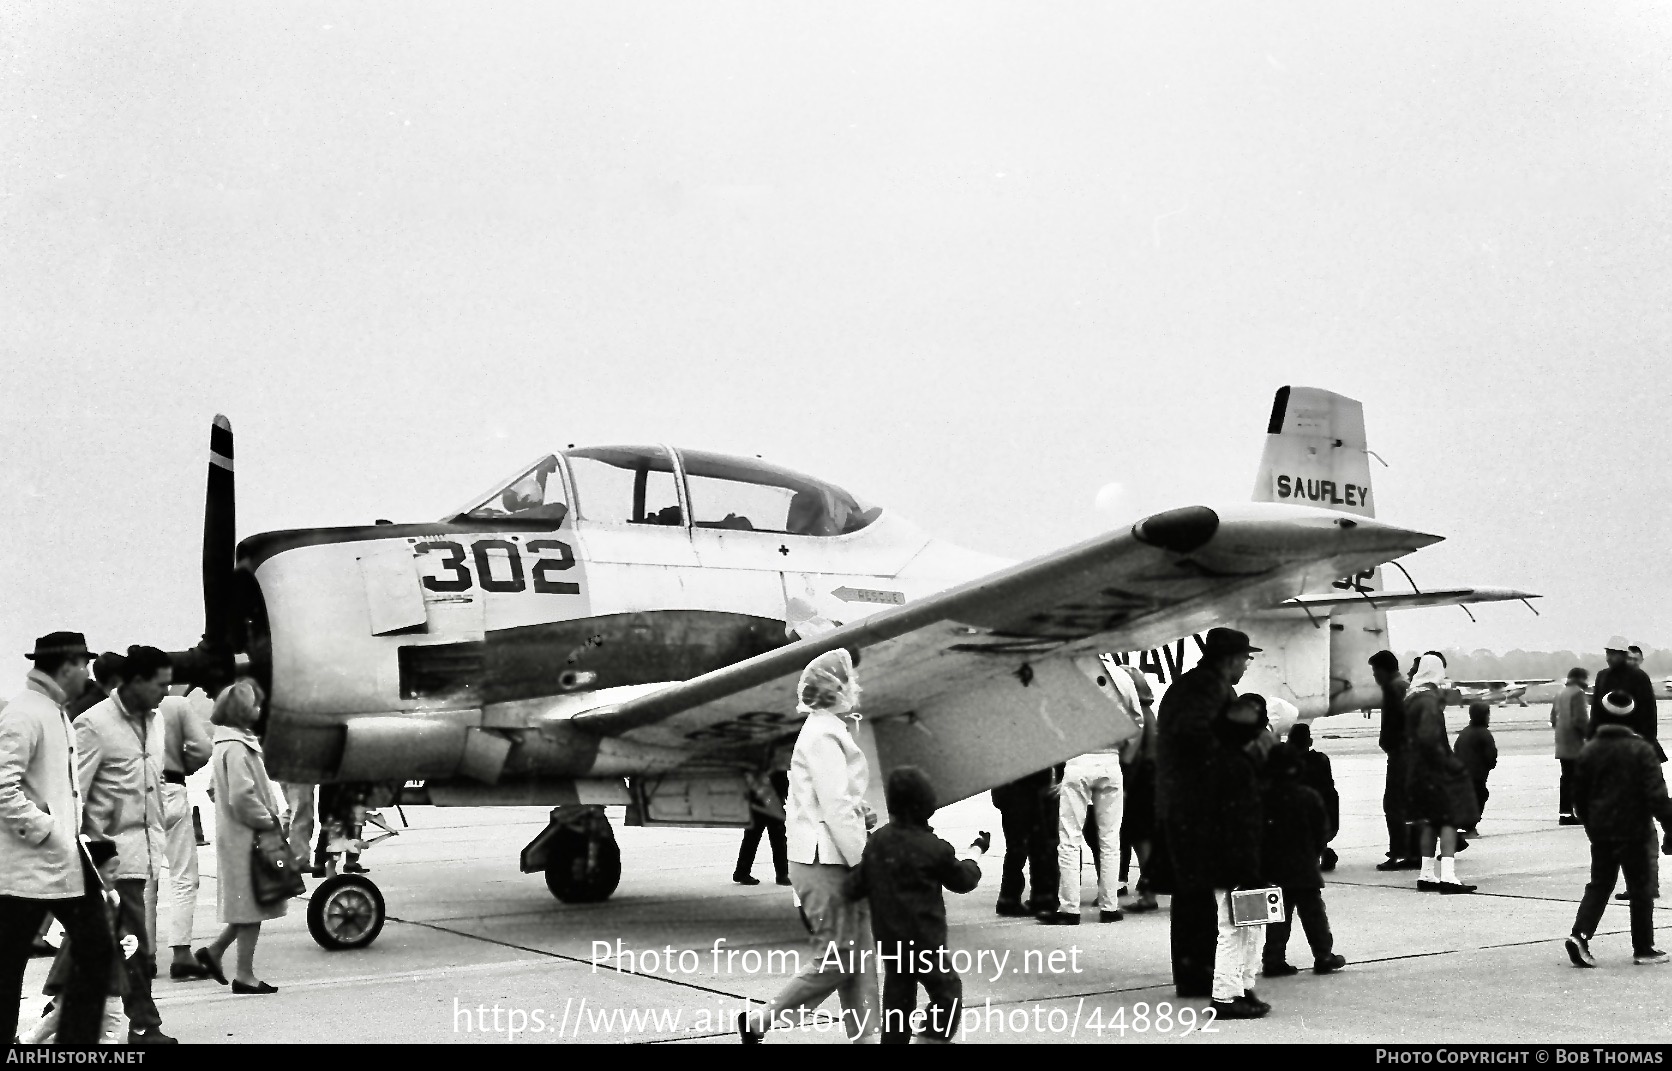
[1155,666,1261,890]
[1592,664,1664,762]
[1404,686,1480,830]
[1260,780,1327,891]
[1573,724,1672,840]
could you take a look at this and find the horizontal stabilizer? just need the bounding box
[1280,587,1539,614]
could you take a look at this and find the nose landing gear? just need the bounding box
[305,782,399,950]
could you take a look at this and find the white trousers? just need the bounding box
[283,783,317,864]
[1212,889,1266,1001]
[160,782,199,948]
[20,997,128,1045]
[1057,754,1124,913]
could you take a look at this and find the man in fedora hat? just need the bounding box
[0,632,116,1045]
[1155,626,1261,1000]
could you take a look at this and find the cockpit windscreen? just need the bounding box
[449,455,568,524]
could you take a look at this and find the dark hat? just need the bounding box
[884,765,937,825]
[1629,645,1644,657]
[1265,741,1301,778]
[1203,627,1261,659]
[26,631,90,660]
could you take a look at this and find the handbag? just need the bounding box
[251,825,306,904]
[246,758,307,905]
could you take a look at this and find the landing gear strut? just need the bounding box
[521,805,621,903]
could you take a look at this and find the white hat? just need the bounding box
[1605,635,1632,653]
[1601,691,1636,717]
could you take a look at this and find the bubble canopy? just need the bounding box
[449,446,881,537]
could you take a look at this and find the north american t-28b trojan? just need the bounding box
[164,386,1532,949]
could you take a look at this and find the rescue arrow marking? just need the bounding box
[831,586,906,605]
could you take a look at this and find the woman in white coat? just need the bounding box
[193,681,287,994]
[740,649,879,1043]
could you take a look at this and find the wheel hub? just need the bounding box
[324,887,376,943]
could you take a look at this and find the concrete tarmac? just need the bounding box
[17,725,1669,1044]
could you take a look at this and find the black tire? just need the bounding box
[543,828,622,903]
[307,874,385,950]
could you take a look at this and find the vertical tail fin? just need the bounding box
[1243,386,1390,718]
[1253,386,1376,517]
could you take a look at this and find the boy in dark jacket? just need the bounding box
[1285,724,1339,871]
[845,766,988,1044]
[1259,743,1347,977]
[1453,702,1499,833]
[1565,691,1672,967]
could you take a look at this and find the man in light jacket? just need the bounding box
[76,645,175,1045]
[742,649,879,1044]
[1552,668,1590,825]
[0,632,114,1045]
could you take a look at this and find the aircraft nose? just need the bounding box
[1131,506,1220,554]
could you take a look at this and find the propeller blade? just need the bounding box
[204,414,237,651]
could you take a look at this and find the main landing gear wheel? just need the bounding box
[307,874,386,950]
[544,827,621,903]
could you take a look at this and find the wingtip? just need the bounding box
[213,414,231,431]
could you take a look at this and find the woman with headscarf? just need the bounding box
[194,680,288,992]
[740,649,879,1044]
[1404,653,1479,894]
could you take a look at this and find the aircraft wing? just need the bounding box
[1278,587,1538,614]
[569,503,1439,754]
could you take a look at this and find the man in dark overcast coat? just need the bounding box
[1371,650,1418,869]
[1594,639,1661,763]
[1593,640,1664,902]
[1155,627,1259,998]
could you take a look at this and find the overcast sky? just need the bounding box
[4,2,1670,667]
